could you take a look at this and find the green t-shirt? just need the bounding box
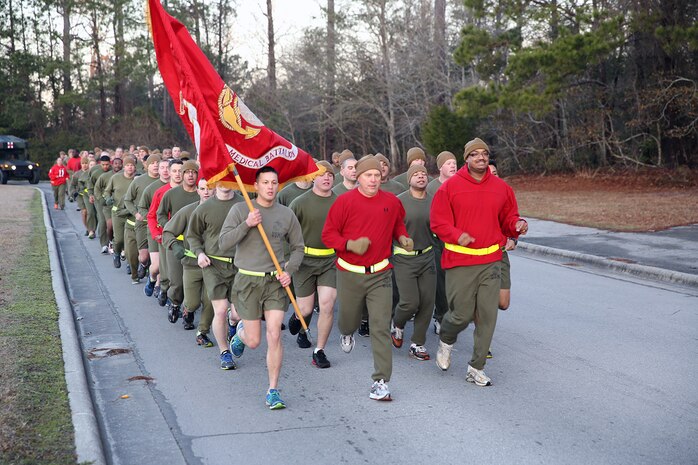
[396,190,433,251]
[289,189,337,251]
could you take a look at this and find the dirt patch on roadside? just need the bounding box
[0,186,34,306]
[505,169,698,231]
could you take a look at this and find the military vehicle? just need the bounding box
[0,135,40,184]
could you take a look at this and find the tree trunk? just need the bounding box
[378,0,399,168]
[91,4,106,125]
[267,0,277,93]
[324,0,336,157]
[113,0,125,116]
[61,0,72,127]
[434,0,446,104]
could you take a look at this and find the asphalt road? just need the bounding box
[37,183,698,465]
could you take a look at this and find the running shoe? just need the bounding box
[230,321,245,358]
[137,263,148,280]
[487,350,493,359]
[436,340,453,371]
[312,349,331,369]
[219,350,236,370]
[144,279,155,297]
[131,278,141,285]
[125,264,131,275]
[391,325,403,348]
[168,304,181,323]
[288,312,301,335]
[433,319,441,335]
[153,285,160,299]
[158,289,168,307]
[88,231,95,239]
[182,311,195,330]
[120,251,126,261]
[358,319,370,337]
[108,241,114,255]
[101,246,108,255]
[296,332,311,349]
[196,332,213,347]
[265,389,286,410]
[466,365,492,387]
[369,379,391,401]
[409,344,430,361]
[112,254,121,269]
[226,312,237,343]
[54,203,59,209]
[340,334,355,353]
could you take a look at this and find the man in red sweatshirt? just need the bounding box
[430,138,528,387]
[322,155,413,401]
[48,157,71,210]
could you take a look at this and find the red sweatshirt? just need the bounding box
[430,166,523,269]
[147,183,173,242]
[322,188,408,271]
[66,157,82,173]
[48,165,71,186]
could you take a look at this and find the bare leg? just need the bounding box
[264,310,284,390]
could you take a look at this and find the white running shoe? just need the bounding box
[433,320,441,335]
[340,334,355,353]
[436,340,453,371]
[466,365,492,387]
[369,379,391,401]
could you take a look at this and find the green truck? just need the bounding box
[0,135,40,184]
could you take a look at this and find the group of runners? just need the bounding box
[47,138,527,410]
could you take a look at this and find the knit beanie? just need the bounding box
[338,150,355,165]
[315,160,334,175]
[436,151,456,169]
[355,155,382,177]
[373,153,390,166]
[406,164,427,182]
[406,147,426,165]
[182,160,199,172]
[123,156,136,166]
[463,138,490,158]
[144,154,161,167]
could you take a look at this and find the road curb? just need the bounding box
[37,188,107,465]
[517,241,698,288]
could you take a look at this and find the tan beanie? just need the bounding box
[338,150,355,165]
[436,151,456,169]
[406,164,427,182]
[355,155,382,177]
[463,138,490,158]
[144,154,161,167]
[123,156,136,166]
[315,160,334,175]
[406,147,426,165]
[182,160,199,172]
[373,153,390,166]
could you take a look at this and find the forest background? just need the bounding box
[1,0,696,176]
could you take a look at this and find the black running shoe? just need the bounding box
[168,304,181,323]
[297,332,312,349]
[358,319,370,337]
[182,311,195,330]
[125,264,131,275]
[288,313,301,335]
[112,254,121,269]
[312,349,331,369]
[137,263,148,280]
[196,332,213,347]
[158,290,168,307]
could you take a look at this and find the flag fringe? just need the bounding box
[206,164,323,192]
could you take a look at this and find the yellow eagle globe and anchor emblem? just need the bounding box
[218,85,262,139]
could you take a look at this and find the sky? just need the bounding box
[232,0,325,71]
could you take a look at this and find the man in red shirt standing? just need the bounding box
[48,157,71,210]
[322,155,413,401]
[430,138,528,387]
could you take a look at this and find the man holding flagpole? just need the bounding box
[220,167,305,410]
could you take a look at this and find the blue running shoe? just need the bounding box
[265,389,286,410]
[143,279,155,297]
[230,321,245,358]
[226,309,237,343]
[220,350,236,370]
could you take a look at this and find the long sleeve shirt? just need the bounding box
[322,188,408,270]
[430,166,523,268]
[147,184,173,242]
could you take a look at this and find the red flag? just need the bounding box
[146,0,319,190]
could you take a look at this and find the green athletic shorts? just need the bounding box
[292,256,336,297]
[500,251,511,290]
[232,273,288,320]
[201,258,236,301]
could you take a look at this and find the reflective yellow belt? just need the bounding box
[337,257,390,274]
[126,219,136,226]
[184,250,196,259]
[238,268,277,277]
[111,206,117,212]
[393,245,433,256]
[304,246,335,257]
[176,234,184,241]
[209,254,233,264]
[444,243,500,256]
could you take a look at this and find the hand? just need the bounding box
[505,238,517,251]
[135,212,144,221]
[457,232,475,247]
[398,235,414,252]
[245,209,262,227]
[277,271,291,288]
[516,220,528,235]
[89,195,95,204]
[346,237,371,255]
[172,243,186,260]
[197,252,211,269]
